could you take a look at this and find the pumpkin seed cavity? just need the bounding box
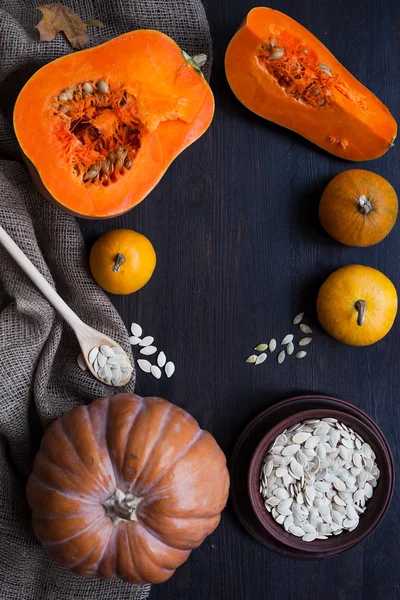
[258,34,367,112]
[51,79,141,185]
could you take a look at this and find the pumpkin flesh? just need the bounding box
[225,7,397,161]
[14,31,214,218]
[27,394,229,584]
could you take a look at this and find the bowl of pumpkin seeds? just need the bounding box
[248,406,394,556]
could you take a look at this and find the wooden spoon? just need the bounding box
[0,225,132,387]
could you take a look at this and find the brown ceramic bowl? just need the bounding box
[248,407,394,557]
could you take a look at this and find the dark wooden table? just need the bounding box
[80,1,400,598]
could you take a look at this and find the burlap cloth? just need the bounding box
[0,1,211,598]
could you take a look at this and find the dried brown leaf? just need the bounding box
[35,4,102,50]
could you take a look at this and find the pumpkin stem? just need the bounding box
[182,50,207,72]
[355,300,367,326]
[358,195,373,215]
[102,488,142,524]
[112,253,126,272]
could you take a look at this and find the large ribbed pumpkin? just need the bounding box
[27,394,229,584]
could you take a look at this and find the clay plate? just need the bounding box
[229,395,394,559]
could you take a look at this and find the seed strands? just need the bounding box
[259,418,379,542]
[246,312,313,367]
[81,343,133,386]
[52,79,139,186]
[129,322,175,379]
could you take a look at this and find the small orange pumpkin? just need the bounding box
[90,229,156,294]
[319,170,398,247]
[317,264,397,346]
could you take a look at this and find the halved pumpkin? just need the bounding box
[14,30,214,218]
[225,7,397,161]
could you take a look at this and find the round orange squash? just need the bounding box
[13,31,214,218]
[90,229,156,294]
[225,7,397,161]
[319,170,398,247]
[26,394,230,584]
[317,265,397,346]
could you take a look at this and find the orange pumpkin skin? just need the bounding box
[26,394,230,584]
[317,265,397,346]
[13,31,214,219]
[319,170,398,247]
[225,8,397,161]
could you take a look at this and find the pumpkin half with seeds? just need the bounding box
[27,394,230,584]
[225,7,397,161]
[13,31,214,218]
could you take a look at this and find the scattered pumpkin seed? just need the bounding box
[286,341,294,355]
[131,323,143,337]
[277,350,286,364]
[58,92,68,101]
[151,365,162,379]
[255,343,269,351]
[140,346,157,356]
[281,334,294,345]
[269,338,277,352]
[165,361,175,378]
[246,355,258,364]
[157,351,166,368]
[295,351,307,359]
[299,337,312,346]
[139,336,154,347]
[300,324,313,334]
[137,359,151,373]
[293,313,304,325]
[77,353,87,371]
[255,353,267,365]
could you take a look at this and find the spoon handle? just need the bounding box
[0,225,83,330]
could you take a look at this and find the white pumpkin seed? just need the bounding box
[157,351,167,368]
[286,341,294,355]
[277,350,286,364]
[302,532,318,542]
[92,357,100,373]
[268,339,277,352]
[88,347,99,364]
[289,525,305,537]
[107,355,125,365]
[140,346,157,356]
[255,353,267,365]
[131,323,142,337]
[292,432,311,444]
[139,336,154,347]
[277,498,293,515]
[165,361,175,378]
[281,334,294,345]
[299,337,312,346]
[129,336,141,345]
[282,444,300,456]
[77,353,87,371]
[299,324,312,334]
[295,351,307,359]
[151,365,162,380]
[137,359,151,373]
[111,369,122,386]
[268,48,285,60]
[293,313,304,325]
[100,345,115,357]
[98,353,107,368]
